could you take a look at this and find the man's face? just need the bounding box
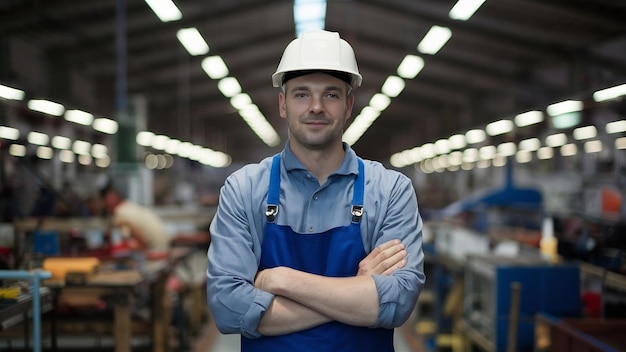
[279,72,354,151]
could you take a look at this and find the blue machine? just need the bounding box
[464,255,581,352]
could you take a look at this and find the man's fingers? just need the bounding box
[358,240,407,276]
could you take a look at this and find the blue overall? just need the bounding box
[241,154,394,352]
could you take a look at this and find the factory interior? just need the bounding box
[0,0,626,351]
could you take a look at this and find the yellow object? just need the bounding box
[540,217,559,263]
[0,286,20,299]
[42,257,100,280]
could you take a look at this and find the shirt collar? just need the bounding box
[282,141,359,177]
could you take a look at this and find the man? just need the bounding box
[207,30,425,352]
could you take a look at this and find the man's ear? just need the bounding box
[278,92,287,119]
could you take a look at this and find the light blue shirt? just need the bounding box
[207,142,425,338]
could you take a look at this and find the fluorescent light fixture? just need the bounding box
[72,140,91,155]
[477,159,490,169]
[369,93,391,112]
[0,126,19,140]
[91,144,108,158]
[593,84,626,102]
[397,55,424,79]
[0,84,25,100]
[616,137,626,150]
[78,154,92,165]
[479,145,496,160]
[515,110,543,127]
[448,134,466,150]
[465,129,486,144]
[560,143,577,157]
[136,131,155,146]
[52,136,72,149]
[434,139,450,154]
[547,100,583,116]
[9,144,26,157]
[381,76,405,98]
[516,150,532,164]
[59,149,75,163]
[537,147,553,160]
[573,125,597,140]
[36,146,53,159]
[551,112,581,129]
[93,118,119,134]
[176,142,193,158]
[176,28,209,56]
[230,93,252,110]
[218,77,242,98]
[418,26,452,55]
[95,155,111,168]
[492,155,506,167]
[64,109,94,126]
[519,138,541,151]
[420,143,436,159]
[27,131,49,145]
[344,107,381,145]
[448,151,462,166]
[606,120,626,134]
[152,134,170,150]
[28,99,65,116]
[463,148,478,163]
[449,0,486,21]
[497,142,517,156]
[294,0,327,37]
[546,133,567,147]
[202,56,229,79]
[165,139,181,154]
[584,140,602,153]
[486,119,514,136]
[144,0,182,22]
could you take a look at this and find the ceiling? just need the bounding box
[1,0,626,166]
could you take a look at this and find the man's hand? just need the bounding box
[358,239,407,276]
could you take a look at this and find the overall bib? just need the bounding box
[241,154,394,352]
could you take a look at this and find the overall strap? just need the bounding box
[266,154,281,223]
[351,158,365,223]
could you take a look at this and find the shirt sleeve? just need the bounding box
[367,171,426,328]
[206,171,273,338]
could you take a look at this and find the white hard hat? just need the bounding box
[272,30,362,88]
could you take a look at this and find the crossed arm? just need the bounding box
[254,239,408,335]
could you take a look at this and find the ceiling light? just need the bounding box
[546,133,567,147]
[93,118,119,134]
[27,131,49,145]
[434,139,450,154]
[52,136,72,149]
[152,135,170,150]
[0,126,19,140]
[417,26,452,55]
[593,84,626,102]
[462,148,478,163]
[397,55,424,79]
[36,146,53,159]
[202,56,229,79]
[72,140,91,155]
[144,0,182,22]
[78,154,92,165]
[28,99,65,116]
[584,140,602,153]
[560,143,577,157]
[616,137,626,150]
[606,120,626,134]
[165,139,181,154]
[230,93,252,110]
[497,142,517,156]
[95,155,111,168]
[420,143,436,159]
[176,142,193,158]
[64,109,94,126]
[381,76,405,98]
[136,131,155,146]
[519,138,541,151]
[515,150,532,164]
[515,110,543,127]
[537,147,553,160]
[9,144,26,157]
[176,28,210,56]
[547,100,583,116]
[294,0,327,37]
[369,93,391,112]
[59,150,75,163]
[479,145,496,160]
[465,129,486,144]
[449,0,486,21]
[0,84,25,100]
[217,77,242,98]
[448,134,466,150]
[486,119,513,136]
[573,125,597,140]
[91,144,108,158]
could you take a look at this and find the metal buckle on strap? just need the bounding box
[351,205,363,223]
[266,205,278,222]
